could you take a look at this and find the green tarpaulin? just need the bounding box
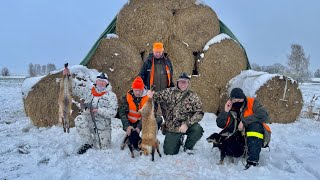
[80,17,250,70]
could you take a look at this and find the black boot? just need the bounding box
[244,161,258,170]
[77,144,93,154]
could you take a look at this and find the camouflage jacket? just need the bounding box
[153,87,204,133]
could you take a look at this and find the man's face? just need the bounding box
[96,79,107,87]
[178,79,189,91]
[153,50,163,59]
[133,89,144,97]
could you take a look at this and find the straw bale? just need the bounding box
[199,39,247,89]
[173,4,220,51]
[87,38,142,103]
[116,0,172,53]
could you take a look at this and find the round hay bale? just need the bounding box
[190,76,221,113]
[199,38,247,89]
[173,4,220,52]
[160,0,196,11]
[167,37,195,81]
[87,37,143,102]
[227,70,303,123]
[116,0,172,53]
[23,73,80,127]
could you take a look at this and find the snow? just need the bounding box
[227,70,296,97]
[195,0,208,6]
[21,76,45,99]
[310,78,320,82]
[1,79,320,179]
[203,34,233,51]
[105,34,119,39]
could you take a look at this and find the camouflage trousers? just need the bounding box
[75,114,112,149]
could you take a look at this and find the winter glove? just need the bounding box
[179,124,188,133]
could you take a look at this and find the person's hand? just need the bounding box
[92,109,99,113]
[126,126,134,136]
[179,124,188,133]
[135,128,140,134]
[225,99,232,112]
[147,90,155,98]
[238,121,244,131]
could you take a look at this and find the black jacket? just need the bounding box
[139,53,175,90]
[216,98,269,134]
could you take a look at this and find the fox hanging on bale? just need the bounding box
[138,97,162,161]
[58,63,73,133]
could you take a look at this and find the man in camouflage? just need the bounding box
[75,73,118,154]
[147,72,204,155]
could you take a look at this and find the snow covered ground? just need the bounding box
[1,79,320,180]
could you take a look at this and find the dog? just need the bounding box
[138,98,162,161]
[120,130,141,158]
[207,131,245,164]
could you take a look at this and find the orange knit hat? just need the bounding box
[153,42,164,52]
[132,76,144,90]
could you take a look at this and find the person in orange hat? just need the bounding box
[119,76,163,151]
[139,42,175,124]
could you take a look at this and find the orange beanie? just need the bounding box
[132,76,144,90]
[153,42,164,52]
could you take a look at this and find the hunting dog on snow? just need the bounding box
[207,131,245,164]
[138,97,162,161]
[120,130,141,158]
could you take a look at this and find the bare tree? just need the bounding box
[46,63,57,73]
[41,65,46,75]
[251,63,262,71]
[35,64,41,76]
[287,44,310,83]
[1,67,10,76]
[315,69,320,78]
[28,63,36,77]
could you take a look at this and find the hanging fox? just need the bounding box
[58,63,73,133]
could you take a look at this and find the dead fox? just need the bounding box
[138,97,162,161]
[58,64,72,133]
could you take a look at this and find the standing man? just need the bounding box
[75,73,118,154]
[216,88,270,169]
[139,42,175,121]
[147,72,204,155]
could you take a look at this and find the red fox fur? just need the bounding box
[138,97,162,161]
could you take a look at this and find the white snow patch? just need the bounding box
[203,33,232,51]
[21,76,45,99]
[227,70,279,97]
[195,0,208,6]
[105,34,119,39]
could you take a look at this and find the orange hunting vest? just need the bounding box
[149,57,171,88]
[126,92,148,123]
[223,97,271,133]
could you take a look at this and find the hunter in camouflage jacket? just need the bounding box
[153,87,204,133]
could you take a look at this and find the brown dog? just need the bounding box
[138,98,162,161]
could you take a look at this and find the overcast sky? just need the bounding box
[1,0,319,75]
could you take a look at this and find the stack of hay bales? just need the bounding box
[222,70,303,123]
[22,66,118,127]
[86,35,143,102]
[87,0,226,106]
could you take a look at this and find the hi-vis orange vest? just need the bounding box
[126,91,148,123]
[149,57,171,88]
[224,97,271,138]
